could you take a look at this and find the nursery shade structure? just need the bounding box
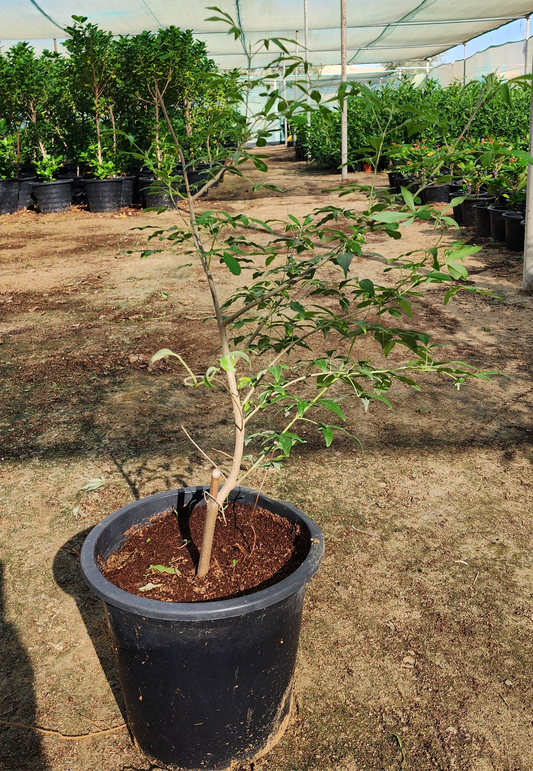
[3,0,533,283]
[2,1,533,68]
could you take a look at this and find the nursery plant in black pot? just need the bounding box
[457,160,494,227]
[83,162,123,212]
[80,14,504,771]
[31,155,72,213]
[0,122,19,215]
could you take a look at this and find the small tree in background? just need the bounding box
[62,16,117,167]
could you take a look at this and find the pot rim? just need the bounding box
[84,177,123,185]
[31,179,72,188]
[502,211,525,219]
[81,486,324,621]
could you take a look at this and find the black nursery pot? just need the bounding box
[80,486,324,771]
[119,176,135,208]
[461,195,493,228]
[502,211,525,252]
[139,177,180,209]
[0,178,20,215]
[387,171,400,188]
[32,179,72,213]
[488,205,509,242]
[17,175,37,210]
[395,176,420,196]
[85,178,123,213]
[58,174,89,205]
[420,183,449,205]
[474,202,492,237]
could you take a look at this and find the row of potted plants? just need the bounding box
[0,136,225,214]
[0,17,240,214]
[386,137,528,252]
[296,74,531,172]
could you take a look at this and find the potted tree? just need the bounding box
[31,154,72,213]
[62,16,123,212]
[0,121,18,215]
[80,12,502,770]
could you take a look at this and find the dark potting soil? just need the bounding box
[100,501,309,602]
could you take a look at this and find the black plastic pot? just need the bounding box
[85,178,123,213]
[32,180,72,213]
[449,181,464,194]
[420,183,450,205]
[462,195,493,228]
[0,178,19,215]
[80,486,324,771]
[387,171,400,188]
[502,211,525,252]
[118,176,134,208]
[488,206,509,242]
[139,177,179,209]
[58,174,89,205]
[474,203,492,237]
[395,177,420,196]
[186,165,215,196]
[395,175,411,194]
[17,175,37,210]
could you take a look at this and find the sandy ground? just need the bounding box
[1,147,533,771]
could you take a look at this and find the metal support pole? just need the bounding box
[341,0,348,181]
[304,0,311,159]
[525,15,530,76]
[304,0,310,111]
[283,64,288,147]
[463,41,467,85]
[523,87,533,291]
[294,30,299,103]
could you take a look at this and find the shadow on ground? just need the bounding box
[52,531,127,726]
[0,562,49,770]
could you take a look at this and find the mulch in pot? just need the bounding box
[100,500,309,603]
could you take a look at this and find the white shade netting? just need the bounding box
[2,0,533,69]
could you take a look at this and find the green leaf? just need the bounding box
[276,432,304,456]
[150,349,198,384]
[289,301,306,319]
[221,253,242,275]
[336,252,353,278]
[252,157,268,172]
[401,187,415,211]
[219,351,251,373]
[149,564,176,574]
[318,399,345,421]
[359,278,375,297]
[371,211,411,223]
[320,425,334,447]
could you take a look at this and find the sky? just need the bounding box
[439,19,526,64]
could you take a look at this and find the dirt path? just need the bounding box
[1,147,533,771]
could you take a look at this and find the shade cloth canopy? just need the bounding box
[2,0,533,67]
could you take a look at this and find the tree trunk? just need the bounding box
[95,91,102,164]
[108,106,117,153]
[184,100,193,138]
